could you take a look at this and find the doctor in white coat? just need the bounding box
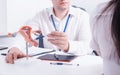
[5,0,91,64]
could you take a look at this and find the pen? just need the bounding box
[93,50,99,56]
[0,47,8,50]
[32,50,56,57]
[1,53,7,56]
[50,62,79,66]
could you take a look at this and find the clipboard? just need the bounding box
[37,54,77,62]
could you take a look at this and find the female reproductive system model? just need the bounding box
[19,26,41,59]
[19,26,40,47]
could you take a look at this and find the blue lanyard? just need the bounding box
[51,14,70,32]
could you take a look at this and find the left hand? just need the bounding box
[47,31,69,52]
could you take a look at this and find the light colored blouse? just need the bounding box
[91,2,120,75]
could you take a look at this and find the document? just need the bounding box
[37,54,77,62]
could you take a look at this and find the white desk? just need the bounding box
[0,47,103,75]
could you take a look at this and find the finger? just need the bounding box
[13,53,18,60]
[47,36,57,40]
[54,36,67,40]
[10,54,14,64]
[48,39,66,45]
[21,54,32,58]
[48,37,67,44]
[5,54,10,63]
[5,53,11,63]
[48,35,67,41]
[6,53,14,64]
[48,31,66,37]
[21,53,26,57]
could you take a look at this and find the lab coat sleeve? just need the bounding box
[8,33,26,53]
[9,12,41,52]
[68,12,92,55]
[25,12,42,31]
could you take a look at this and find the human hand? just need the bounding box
[5,47,26,64]
[47,31,69,52]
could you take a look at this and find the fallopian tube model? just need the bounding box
[19,26,41,47]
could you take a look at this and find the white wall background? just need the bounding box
[7,0,53,33]
[72,0,109,15]
[0,0,109,33]
[0,0,7,34]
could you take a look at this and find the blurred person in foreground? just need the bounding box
[91,0,120,75]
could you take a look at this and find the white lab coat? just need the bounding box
[15,6,92,55]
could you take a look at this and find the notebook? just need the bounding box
[37,54,77,62]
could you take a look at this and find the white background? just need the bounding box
[0,0,7,34]
[0,0,109,34]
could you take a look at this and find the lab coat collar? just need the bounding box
[48,6,75,18]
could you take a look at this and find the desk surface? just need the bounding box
[0,47,103,75]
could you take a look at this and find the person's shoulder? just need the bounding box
[72,5,86,11]
[35,7,52,15]
[41,7,52,13]
[71,6,89,17]
[38,7,52,14]
[71,6,86,13]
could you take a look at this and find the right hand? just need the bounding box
[5,47,26,64]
